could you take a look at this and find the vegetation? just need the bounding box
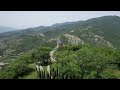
[0,44,120,79]
[51,45,120,79]
[0,16,120,79]
[0,47,51,79]
[1,16,120,63]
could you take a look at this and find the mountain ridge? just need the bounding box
[0,26,17,33]
[0,15,120,62]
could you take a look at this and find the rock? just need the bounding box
[64,34,84,45]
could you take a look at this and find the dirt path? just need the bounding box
[49,46,58,62]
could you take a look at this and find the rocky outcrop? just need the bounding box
[39,33,45,37]
[81,32,114,48]
[64,34,84,45]
[91,34,114,48]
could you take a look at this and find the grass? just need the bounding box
[29,63,36,68]
[112,70,120,79]
[22,63,38,79]
[22,70,38,79]
[21,63,50,79]
[102,69,120,79]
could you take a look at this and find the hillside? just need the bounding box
[0,45,120,79]
[0,15,120,63]
[0,15,120,79]
[0,26,17,33]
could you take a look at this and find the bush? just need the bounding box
[52,45,120,79]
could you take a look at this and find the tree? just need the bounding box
[54,44,118,79]
[32,47,51,66]
[0,52,32,79]
[74,47,95,79]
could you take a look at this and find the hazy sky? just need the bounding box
[0,11,120,29]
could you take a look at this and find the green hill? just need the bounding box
[0,15,120,63]
[1,16,120,79]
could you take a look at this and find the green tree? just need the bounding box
[32,47,51,66]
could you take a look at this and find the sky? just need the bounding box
[0,11,120,29]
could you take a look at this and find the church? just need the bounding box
[56,38,64,48]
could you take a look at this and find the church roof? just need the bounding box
[57,39,63,44]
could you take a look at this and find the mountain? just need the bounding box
[0,26,17,33]
[43,16,120,49]
[0,15,120,62]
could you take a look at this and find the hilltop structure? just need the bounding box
[56,38,64,48]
